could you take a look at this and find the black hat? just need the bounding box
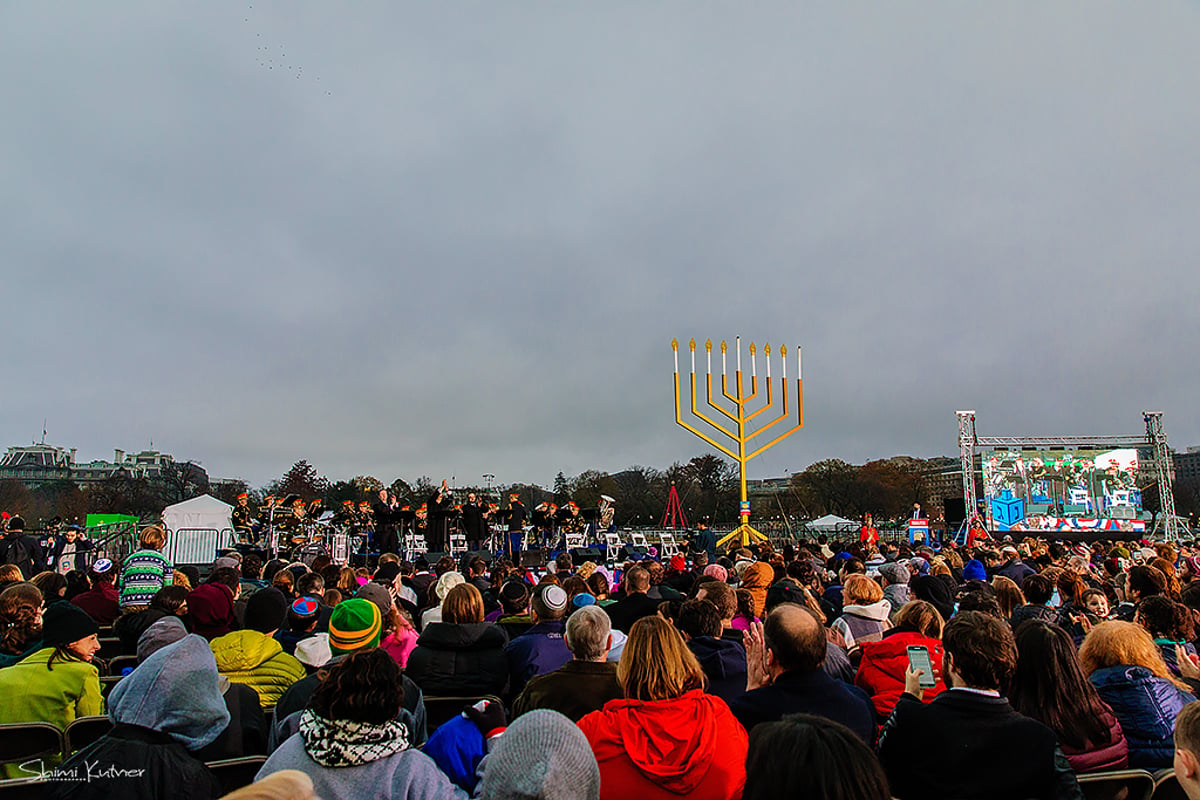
[42,603,99,648]
[244,587,289,633]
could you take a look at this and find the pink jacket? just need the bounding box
[381,627,418,668]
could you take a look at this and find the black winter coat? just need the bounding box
[47,724,221,800]
[406,622,509,697]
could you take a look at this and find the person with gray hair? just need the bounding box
[478,709,600,800]
[512,605,623,721]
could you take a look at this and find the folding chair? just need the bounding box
[107,654,139,677]
[99,675,124,698]
[449,534,467,557]
[564,533,585,550]
[659,533,679,559]
[64,716,113,754]
[403,533,424,561]
[630,532,648,550]
[1152,769,1188,800]
[205,756,268,795]
[603,533,623,564]
[0,722,64,775]
[422,695,504,732]
[0,777,50,800]
[1077,769,1155,800]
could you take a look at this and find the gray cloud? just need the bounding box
[3,2,1198,490]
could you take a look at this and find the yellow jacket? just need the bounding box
[209,630,305,708]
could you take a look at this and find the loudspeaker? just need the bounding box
[621,544,649,561]
[520,549,545,568]
[465,550,494,564]
[943,497,966,531]
[232,544,268,561]
[570,547,603,562]
[424,551,450,564]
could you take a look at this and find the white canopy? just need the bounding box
[161,494,234,565]
[806,513,860,531]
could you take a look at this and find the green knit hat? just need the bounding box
[328,598,382,655]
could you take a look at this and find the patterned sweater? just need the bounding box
[120,549,174,608]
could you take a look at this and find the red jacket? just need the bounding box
[855,630,947,721]
[578,689,747,800]
[859,525,879,546]
[71,582,121,625]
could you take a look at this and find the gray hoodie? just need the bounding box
[109,633,231,751]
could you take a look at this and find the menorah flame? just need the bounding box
[672,337,804,547]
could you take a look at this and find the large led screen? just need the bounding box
[981,449,1145,533]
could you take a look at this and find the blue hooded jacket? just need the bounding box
[110,633,231,751]
[47,635,230,800]
[1089,664,1196,769]
[687,636,747,705]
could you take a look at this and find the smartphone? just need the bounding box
[907,645,937,688]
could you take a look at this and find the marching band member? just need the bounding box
[232,492,257,544]
[599,495,616,533]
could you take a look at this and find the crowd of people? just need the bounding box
[7,511,1200,799]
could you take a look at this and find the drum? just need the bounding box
[292,541,327,566]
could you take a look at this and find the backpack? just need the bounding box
[2,534,32,577]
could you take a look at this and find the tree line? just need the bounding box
[6,453,1196,531]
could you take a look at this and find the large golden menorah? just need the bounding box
[672,337,804,548]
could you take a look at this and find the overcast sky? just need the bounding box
[3,2,1198,492]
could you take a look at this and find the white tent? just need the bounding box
[161,494,235,565]
[806,514,860,531]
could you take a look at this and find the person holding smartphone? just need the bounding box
[855,600,947,723]
[878,611,1080,800]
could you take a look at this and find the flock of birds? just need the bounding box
[245,4,332,96]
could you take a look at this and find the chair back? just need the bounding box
[1078,769,1156,800]
[422,695,504,732]
[107,654,139,677]
[0,777,50,800]
[205,756,268,795]
[1152,769,1188,800]
[0,722,64,771]
[64,716,114,754]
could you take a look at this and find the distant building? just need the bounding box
[1176,447,1200,484]
[0,443,204,488]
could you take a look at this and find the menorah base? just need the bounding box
[717,523,769,549]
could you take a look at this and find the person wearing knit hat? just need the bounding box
[669,554,687,572]
[703,564,729,583]
[355,582,393,617]
[0,602,102,775]
[961,559,989,583]
[51,634,230,795]
[295,633,333,672]
[245,586,290,634]
[137,615,189,662]
[210,588,306,708]
[42,601,101,651]
[329,598,382,655]
[478,709,600,800]
[420,571,466,630]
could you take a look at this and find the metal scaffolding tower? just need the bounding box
[1145,412,1181,541]
[957,411,978,526]
[955,410,1180,541]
